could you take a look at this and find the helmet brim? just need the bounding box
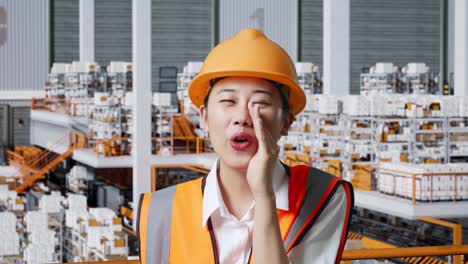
[188,70,306,115]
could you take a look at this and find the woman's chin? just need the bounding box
[220,152,253,170]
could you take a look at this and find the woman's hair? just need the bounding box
[203,78,291,114]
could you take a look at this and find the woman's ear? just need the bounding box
[280,112,295,136]
[199,105,209,132]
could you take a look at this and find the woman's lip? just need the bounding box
[229,132,255,151]
[230,140,252,151]
[230,132,254,142]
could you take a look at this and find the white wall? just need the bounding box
[0,0,49,92]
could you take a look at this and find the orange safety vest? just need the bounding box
[137,164,354,264]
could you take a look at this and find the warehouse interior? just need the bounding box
[1,0,468,263]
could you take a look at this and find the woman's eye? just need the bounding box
[219,99,235,104]
[254,101,271,106]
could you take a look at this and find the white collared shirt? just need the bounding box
[202,158,348,264]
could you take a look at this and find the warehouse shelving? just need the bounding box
[295,62,322,94]
[361,63,440,95]
[360,72,401,95]
[448,117,468,163]
[411,117,448,164]
[404,72,430,95]
[310,113,343,159]
[342,115,375,163]
[373,117,412,163]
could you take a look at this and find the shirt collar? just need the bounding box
[202,158,289,227]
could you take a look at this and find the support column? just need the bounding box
[323,0,350,96]
[439,0,448,94]
[132,0,152,230]
[454,0,468,96]
[79,0,94,62]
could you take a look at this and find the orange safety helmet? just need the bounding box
[188,28,306,115]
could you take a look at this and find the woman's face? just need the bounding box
[200,77,294,171]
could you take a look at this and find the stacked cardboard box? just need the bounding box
[0,212,20,256]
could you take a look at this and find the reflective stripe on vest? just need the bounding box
[138,165,354,264]
[138,185,176,264]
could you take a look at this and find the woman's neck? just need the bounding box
[217,159,254,220]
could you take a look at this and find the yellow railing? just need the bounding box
[378,167,468,204]
[342,244,468,261]
[6,150,25,167]
[6,133,73,192]
[31,97,70,114]
[282,150,468,205]
[68,245,468,263]
[418,217,464,264]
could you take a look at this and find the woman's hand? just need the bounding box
[246,103,280,199]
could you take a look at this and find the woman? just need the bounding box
[138,28,354,264]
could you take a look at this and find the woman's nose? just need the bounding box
[233,103,253,127]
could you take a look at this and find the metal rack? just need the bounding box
[63,216,128,262]
[309,113,343,168]
[447,117,468,162]
[360,72,401,95]
[341,115,375,163]
[63,228,88,262]
[404,72,430,95]
[87,91,126,156]
[297,71,322,94]
[411,117,447,163]
[48,212,64,263]
[152,108,175,155]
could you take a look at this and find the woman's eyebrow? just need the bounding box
[216,88,236,94]
[253,90,273,98]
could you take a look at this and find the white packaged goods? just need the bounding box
[342,96,370,116]
[0,231,20,256]
[25,211,48,233]
[29,229,57,246]
[153,93,172,107]
[0,212,16,231]
[89,208,118,226]
[308,95,321,112]
[374,63,394,74]
[24,244,55,264]
[405,63,428,74]
[66,208,128,261]
[377,163,468,201]
[369,95,385,116]
[1,191,24,211]
[66,209,88,230]
[107,61,132,73]
[67,166,91,194]
[70,61,100,73]
[458,97,468,117]
[0,213,19,256]
[51,63,70,74]
[87,226,105,250]
[185,61,203,73]
[124,92,134,106]
[318,96,340,114]
[94,92,111,105]
[68,194,88,211]
[295,62,314,73]
[105,238,128,255]
[305,93,315,112]
[39,191,64,213]
[442,97,457,117]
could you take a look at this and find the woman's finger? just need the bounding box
[249,104,267,153]
[262,125,279,154]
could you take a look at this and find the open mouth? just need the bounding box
[233,137,248,143]
[230,133,254,151]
